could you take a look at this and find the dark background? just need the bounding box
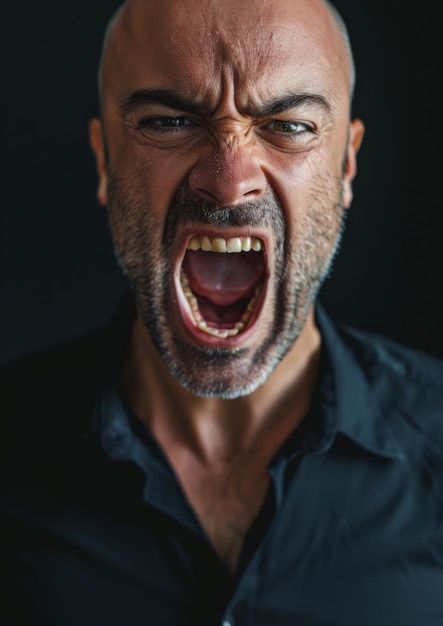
[1,1,442,364]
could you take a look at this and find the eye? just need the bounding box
[138,116,195,132]
[260,118,317,149]
[266,120,313,134]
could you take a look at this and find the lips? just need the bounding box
[177,234,267,340]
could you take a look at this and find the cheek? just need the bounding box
[267,151,344,240]
[106,115,194,210]
[263,152,324,216]
[119,144,198,211]
[271,137,346,188]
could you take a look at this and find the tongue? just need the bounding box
[182,250,265,305]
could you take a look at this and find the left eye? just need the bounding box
[267,120,310,133]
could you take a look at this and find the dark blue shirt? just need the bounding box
[2,295,443,625]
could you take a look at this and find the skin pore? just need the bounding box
[89,0,364,571]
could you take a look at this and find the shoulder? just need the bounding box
[1,292,134,421]
[1,325,110,409]
[0,324,114,473]
[334,317,443,451]
[336,319,443,390]
[0,293,139,505]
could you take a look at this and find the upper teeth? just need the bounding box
[187,235,263,253]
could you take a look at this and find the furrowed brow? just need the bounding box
[119,88,208,117]
[246,93,332,117]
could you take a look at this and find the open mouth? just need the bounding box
[178,234,267,340]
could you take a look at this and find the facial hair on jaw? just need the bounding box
[106,176,346,399]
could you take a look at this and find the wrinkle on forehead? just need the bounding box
[100,0,353,112]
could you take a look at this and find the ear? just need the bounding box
[342,118,365,209]
[89,118,108,206]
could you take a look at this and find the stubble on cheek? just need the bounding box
[106,169,168,332]
[105,176,286,396]
[105,167,346,398]
[285,172,346,307]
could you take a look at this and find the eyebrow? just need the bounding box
[119,88,331,119]
[247,93,331,117]
[120,89,210,118]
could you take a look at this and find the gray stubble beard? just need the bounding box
[107,176,346,399]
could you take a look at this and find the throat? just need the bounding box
[180,248,266,337]
[181,270,263,335]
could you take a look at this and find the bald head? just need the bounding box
[97,0,356,115]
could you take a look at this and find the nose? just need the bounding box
[189,141,267,207]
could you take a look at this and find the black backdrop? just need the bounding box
[1,1,442,364]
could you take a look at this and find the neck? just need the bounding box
[123,306,321,465]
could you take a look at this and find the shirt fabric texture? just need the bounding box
[2,293,443,626]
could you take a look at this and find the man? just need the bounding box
[2,0,443,624]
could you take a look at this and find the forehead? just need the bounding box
[104,0,350,110]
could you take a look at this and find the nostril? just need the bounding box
[244,189,261,199]
[194,188,219,203]
[193,186,264,207]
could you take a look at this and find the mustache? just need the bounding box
[164,185,285,231]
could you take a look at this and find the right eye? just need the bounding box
[138,116,195,133]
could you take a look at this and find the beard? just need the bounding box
[106,171,346,399]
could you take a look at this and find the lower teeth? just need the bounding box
[180,271,262,338]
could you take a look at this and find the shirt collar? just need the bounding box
[314,302,405,461]
[95,292,405,466]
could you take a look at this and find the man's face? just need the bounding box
[91,0,364,398]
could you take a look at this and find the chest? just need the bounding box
[6,438,443,626]
[175,462,271,572]
[7,454,443,626]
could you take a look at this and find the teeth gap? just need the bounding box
[180,271,263,338]
[187,235,262,253]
